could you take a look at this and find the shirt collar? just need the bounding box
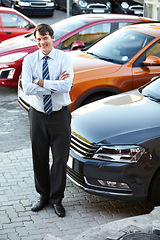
[39,48,55,61]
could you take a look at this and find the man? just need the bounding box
[21,23,74,217]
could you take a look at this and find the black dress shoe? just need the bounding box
[52,203,65,217]
[31,199,49,212]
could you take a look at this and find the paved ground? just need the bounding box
[0,81,155,240]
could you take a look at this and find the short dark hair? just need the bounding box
[33,23,54,38]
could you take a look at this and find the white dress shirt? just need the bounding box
[22,48,74,112]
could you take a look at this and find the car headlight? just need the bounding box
[79,0,87,8]
[0,52,28,63]
[93,145,145,163]
[18,0,31,6]
[47,1,54,6]
[121,2,129,9]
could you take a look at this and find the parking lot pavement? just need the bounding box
[0,85,155,240]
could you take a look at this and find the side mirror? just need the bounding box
[70,40,85,51]
[143,55,160,66]
[26,23,35,29]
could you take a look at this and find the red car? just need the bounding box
[0,7,36,42]
[0,13,154,87]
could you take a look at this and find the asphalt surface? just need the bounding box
[0,9,158,240]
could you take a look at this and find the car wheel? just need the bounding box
[72,4,80,15]
[148,169,160,206]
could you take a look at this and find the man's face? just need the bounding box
[35,31,54,55]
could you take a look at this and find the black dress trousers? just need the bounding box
[28,106,71,204]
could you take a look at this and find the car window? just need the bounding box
[1,13,29,28]
[52,18,90,40]
[78,23,111,47]
[118,22,133,28]
[146,41,160,58]
[87,29,154,64]
[59,23,111,50]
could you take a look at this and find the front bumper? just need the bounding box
[18,79,30,111]
[15,6,55,15]
[67,150,150,201]
[0,63,20,87]
[125,6,143,16]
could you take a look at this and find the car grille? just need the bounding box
[30,2,47,7]
[88,4,108,10]
[129,5,143,11]
[67,166,85,185]
[70,133,98,158]
[129,5,143,14]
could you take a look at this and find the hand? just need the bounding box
[33,78,44,87]
[59,71,70,80]
[38,79,44,87]
[33,79,39,84]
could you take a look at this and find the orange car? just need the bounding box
[68,22,160,111]
[18,22,160,112]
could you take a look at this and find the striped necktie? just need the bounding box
[43,56,52,114]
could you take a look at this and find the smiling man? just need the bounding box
[21,23,74,217]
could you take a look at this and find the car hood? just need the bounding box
[71,89,160,145]
[70,51,122,77]
[0,34,37,54]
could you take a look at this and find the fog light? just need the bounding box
[8,68,15,79]
[0,68,15,79]
[98,180,130,189]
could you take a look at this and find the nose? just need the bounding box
[41,39,45,44]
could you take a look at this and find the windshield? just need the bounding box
[141,78,160,102]
[27,17,89,42]
[86,28,154,64]
[51,18,89,39]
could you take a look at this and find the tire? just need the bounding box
[148,169,160,206]
[49,11,54,17]
[72,4,80,16]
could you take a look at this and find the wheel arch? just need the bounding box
[73,86,121,110]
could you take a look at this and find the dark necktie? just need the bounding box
[43,56,52,114]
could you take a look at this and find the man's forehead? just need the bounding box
[36,31,50,38]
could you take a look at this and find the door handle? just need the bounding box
[5,32,12,34]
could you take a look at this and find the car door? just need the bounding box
[0,12,34,42]
[132,40,160,89]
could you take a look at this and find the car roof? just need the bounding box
[123,22,160,37]
[65,13,154,22]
